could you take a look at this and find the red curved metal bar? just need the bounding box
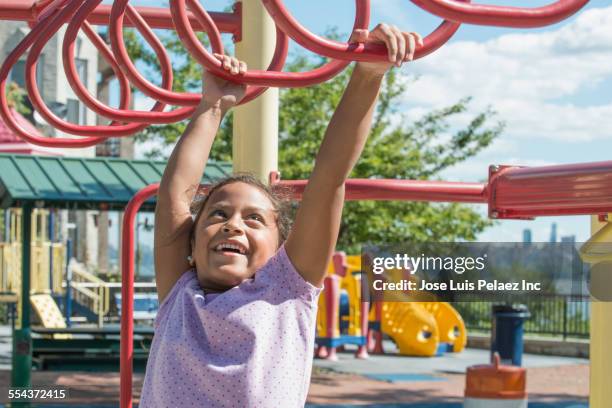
[0,0,107,147]
[260,0,467,62]
[109,0,283,106]
[170,0,360,87]
[411,0,589,28]
[63,0,196,124]
[109,0,215,106]
[120,183,159,408]
[64,16,171,126]
[0,0,592,148]
[24,0,183,137]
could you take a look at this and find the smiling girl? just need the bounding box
[140,24,422,407]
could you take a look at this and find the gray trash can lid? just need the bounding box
[492,303,529,314]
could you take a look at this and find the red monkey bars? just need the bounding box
[0,0,591,148]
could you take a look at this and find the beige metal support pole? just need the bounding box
[233,0,279,182]
[589,214,612,408]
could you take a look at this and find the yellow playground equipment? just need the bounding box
[316,253,467,358]
[316,253,369,360]
[1,209,66,328]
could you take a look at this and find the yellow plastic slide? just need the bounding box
[420,302,467,353]
[378,301,467,356]
[379,302,440,357]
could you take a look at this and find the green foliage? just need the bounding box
[6,82,31,116]
[127,30,505,252]
[277,61,503,252]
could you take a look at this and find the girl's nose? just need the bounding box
[222,220,243,233]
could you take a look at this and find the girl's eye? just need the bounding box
[211,209,226,218]
[248,214,264,223]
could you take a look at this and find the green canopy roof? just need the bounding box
[0,154,232,211]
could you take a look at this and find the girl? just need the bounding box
[141,24,422,407]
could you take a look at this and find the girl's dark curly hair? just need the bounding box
[189,173,293,248]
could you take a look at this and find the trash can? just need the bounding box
[491,304,530,366]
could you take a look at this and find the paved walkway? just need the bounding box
[0,327,589,406]
[307,344,588,406]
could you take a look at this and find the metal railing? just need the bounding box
[452,294,591,339]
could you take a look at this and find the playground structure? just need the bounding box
[0,0,610,407]
[315,252,467,359]
[0,154,233,375]
[1,207,123,330]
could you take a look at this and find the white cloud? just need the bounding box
[400,6,612,143]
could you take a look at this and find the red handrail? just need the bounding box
[411,0,589,28]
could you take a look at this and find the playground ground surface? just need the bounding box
[0,326,589,407]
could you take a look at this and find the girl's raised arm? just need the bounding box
[285,25,422,288]
[154,56,246,302]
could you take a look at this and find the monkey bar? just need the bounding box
[0,0,590,148]
[411,0,589,28]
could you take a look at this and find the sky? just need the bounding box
[102,0,612,248]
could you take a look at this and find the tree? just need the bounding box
[123,29,504,253]
[6,82,32,116]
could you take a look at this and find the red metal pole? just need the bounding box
[324,275,340,361]
[120,183,159,408]
[277,178,488,203]
[0,2,240,35]
[89,5,240,35]
[0,1,37,21]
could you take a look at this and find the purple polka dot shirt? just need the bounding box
[140,245,323,407]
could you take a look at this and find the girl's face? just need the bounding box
[192,182,280,292]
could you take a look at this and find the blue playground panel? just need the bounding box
[364,373,447,383]
[436,342,454,355]
[316,335,366,348]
